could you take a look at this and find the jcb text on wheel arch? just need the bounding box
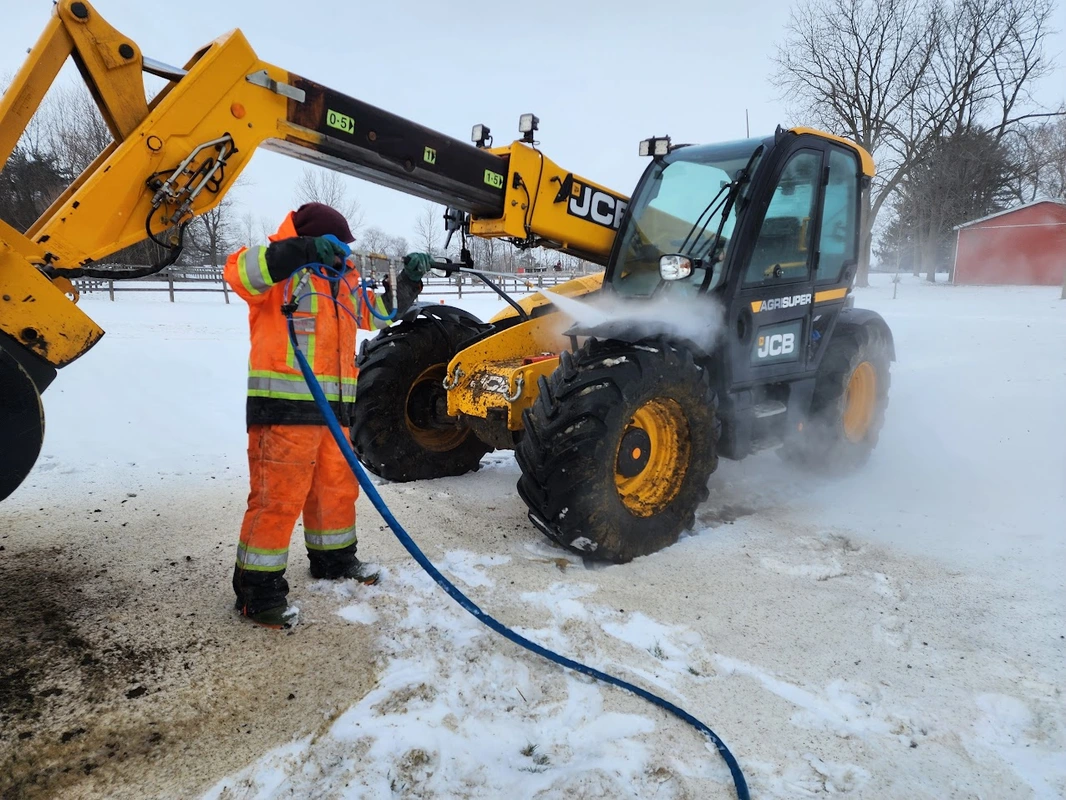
[516,337,720,563]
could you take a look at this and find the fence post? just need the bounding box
[108,280,114,301]
[457,276,462,299]
[168,271,175,302]
[220,271,230,304]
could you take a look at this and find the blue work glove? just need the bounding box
[402,252,435,282]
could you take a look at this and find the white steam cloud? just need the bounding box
[541,288,727,353]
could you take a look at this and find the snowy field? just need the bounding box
[1,273,1063,799]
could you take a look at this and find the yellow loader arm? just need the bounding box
[0,0,626,500]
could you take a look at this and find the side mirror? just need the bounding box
[659,254,694,281]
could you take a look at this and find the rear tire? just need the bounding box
[516,337,720,563]
[780,326,890,472]
[351,316,492,481]
[0,351,44,502]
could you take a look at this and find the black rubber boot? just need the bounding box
[307,543,380,584]
[238,602,300,629]
[232,565,293,625]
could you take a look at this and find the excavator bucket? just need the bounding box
[0,351,45,502]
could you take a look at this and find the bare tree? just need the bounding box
[293,167,365,235]
[1013,111,1066,200]
[40,82,113,177]
[190,195,236,266]
[465,235,498,271]
[772,0,937,285]
[235,211,259,248]
[384,235,409,261]
[0,147,68,232]
[412,203,441,256]
[772,0,1058,286]
[881,127,1019,279]
[359,225,390,256]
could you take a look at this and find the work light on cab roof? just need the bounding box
[639,135,672,157]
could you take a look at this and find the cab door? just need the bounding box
[725,143,826,388]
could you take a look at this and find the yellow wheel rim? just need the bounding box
[842,361,877,442]
[404,364,469,452]
[614,398,690,517]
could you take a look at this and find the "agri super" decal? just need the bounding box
[750,293,811,313]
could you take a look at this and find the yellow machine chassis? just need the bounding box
[444,273,605,432]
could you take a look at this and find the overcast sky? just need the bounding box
[3,0,1064,249]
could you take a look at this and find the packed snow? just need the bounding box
[4,274,1064,799]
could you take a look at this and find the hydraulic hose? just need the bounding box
[359,281,397,323]
[282,276,749,800]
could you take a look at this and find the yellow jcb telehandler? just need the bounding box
[0,1,894,565]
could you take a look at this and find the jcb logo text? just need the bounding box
[568,183,628,230]
[757,333,795,358]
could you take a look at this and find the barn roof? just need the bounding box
[954,198,1066,230]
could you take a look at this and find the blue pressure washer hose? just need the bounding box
[283,273,750,800]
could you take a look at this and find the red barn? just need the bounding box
[952,199,1066,286]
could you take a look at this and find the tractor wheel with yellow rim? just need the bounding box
[515,337,720,563]
[351,312,492,481]
[780,326,890,472]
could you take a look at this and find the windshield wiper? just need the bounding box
[676,147,763,262]
[694,178,751,293]
[676,182,732,256]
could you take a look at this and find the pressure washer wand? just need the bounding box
[431,258,530,322]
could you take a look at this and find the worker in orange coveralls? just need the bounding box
[223,202,381,628]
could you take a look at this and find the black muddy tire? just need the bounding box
[351,316,492,481]
[780,325,891,473]
[0,351,44,502]
[516,337,721,563]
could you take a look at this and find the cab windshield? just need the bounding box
[609,137,767,298]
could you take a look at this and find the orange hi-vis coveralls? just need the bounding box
[224,211,383,615]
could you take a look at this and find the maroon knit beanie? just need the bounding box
[291,202,355,243]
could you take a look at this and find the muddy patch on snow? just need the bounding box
[0,487,380,800]
[0,550,176,797]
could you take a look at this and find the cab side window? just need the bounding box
[744,150,821,286]
[816,148,860,283]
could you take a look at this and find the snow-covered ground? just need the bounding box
[3,274,1064,799]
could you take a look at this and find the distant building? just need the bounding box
[952,199,1066,286]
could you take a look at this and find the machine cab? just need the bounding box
[603,128,869,390]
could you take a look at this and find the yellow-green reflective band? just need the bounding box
[238,246,272,294]
[371,296,391,330]
[236,543,288,570]
[286,330,316,372]
[304,526,357,551]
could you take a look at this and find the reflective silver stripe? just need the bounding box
[293,271,314,312]
[236,545,288,570]
[304,526,357,551]
[341,382,357,402]
[292,317,316,332]
[247,374,343,398]
[239,246,272,294]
